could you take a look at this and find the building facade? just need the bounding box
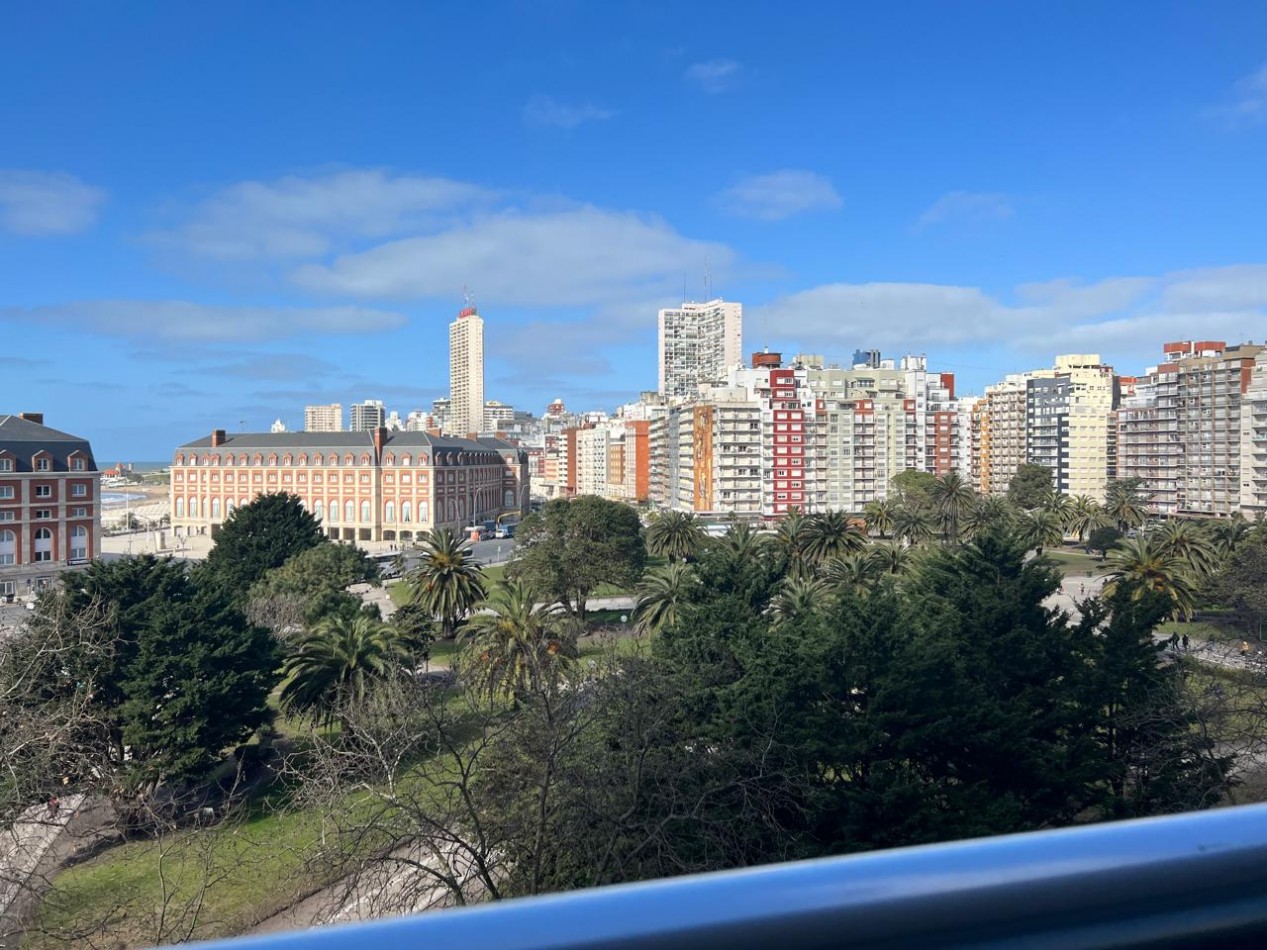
[449,306,485,437]
[304,403,343,432]
[658,299,743,400]
[1240,351,1267,520]
[349,400,386,431]
[0,413,101,600]
[170,427,529,544]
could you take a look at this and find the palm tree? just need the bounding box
[1067,494,1107,543]
[868,542,914,577]
[892,505,935,547]
[632,562,697,636]
[1019,508,1066,554]
[1105,479,1149,533]
[280,614,406,727]
[1210,515,1252,560]
[821,552,882,596]
[1154,519,1220,580]
[408,526,486,639]
[962,495,1016,539]
[717,522,766,565]
[462,580,578,702]
[771,576,831,627]
[1043,491,1074,530]
[929,472,975,543]
[804,510,867,566]
[1103,537,1199,620]
[645,510,706,562]
[863,499,895,540]
[772,509,814,577]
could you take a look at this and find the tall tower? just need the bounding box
[449,301,485,437]
[658,299,743,399]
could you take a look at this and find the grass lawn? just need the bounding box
[1043,547,1106,577]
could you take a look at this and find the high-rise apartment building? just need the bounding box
[349,399,386,432]
[304,403,343,432]
[658,299,742,400]
[1240,351,1267,519]
[1117,341,1262,517]
[484,400,514,433]
[449,305,485,436]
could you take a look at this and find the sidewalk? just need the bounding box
[0,794,84,922]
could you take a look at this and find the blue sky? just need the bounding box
[3,1,1267,460]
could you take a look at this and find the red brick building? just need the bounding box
[0,413,100,601]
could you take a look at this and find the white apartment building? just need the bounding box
[449,306,485,437]
[350,399,386,432]
[572,425,611,497]
[658,299,742,400]
[484,400,515,433]
[304,403,343,432]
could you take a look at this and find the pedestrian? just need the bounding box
[46,795,60,819]
[1182,634,1190,652]
[1241,640,1251,658]
[1169,632,1180,653]
[1079,583,1086,595]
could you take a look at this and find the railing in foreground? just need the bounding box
[193,803,1267,949]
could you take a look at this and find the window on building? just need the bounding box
[34,527,53,562]
[0,459,11,472]
[35,458,50,471]
[401,502,412,523]
[0,487,11,499]
[360,500,371,523]
[344,500,354,523]
[34,510,52,520]
[211,498,222,519]
[384,501,395,522]
[35,485,51,498]
[0,529,15,565]
[70,525,88,561]
[72,458,86,472]
[314,500,324,521]
[0,511,13,522]
[418,501,428,522]
[71,484,87,497]
[176,497,185,518]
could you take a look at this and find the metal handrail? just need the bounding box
[192,803,1267,949]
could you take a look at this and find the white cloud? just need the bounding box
[0,301,407,343]
[684,59,740,93]
[522,94,614,129]
[916,191,1013,230]
[0,170,106,236]
[717,170,842,221]
[1212,64,1267,125]
[293,207,734,307]
[753,266,1267,361]
[151,169,496,260]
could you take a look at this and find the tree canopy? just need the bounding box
[203,492,325,601]
[1007,463,1053,509]
[508,496,645,619]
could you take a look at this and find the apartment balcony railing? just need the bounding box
[196,804,1267,950]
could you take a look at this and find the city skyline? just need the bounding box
[3,3,1267,459]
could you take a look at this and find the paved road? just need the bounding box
[0,795,84,921]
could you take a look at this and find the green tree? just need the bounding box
[1153,519,1220,580]
[280,614,407,727]
[961,495,1016,539]
[930,471,975,543]
[892,505,935,546]
[891,469,938,512]
[803,510,866,565]
[1068,494,1107,543]
[1103,537,1198,620]
[1087,525,1123,558]
[771,508,814,577]
[1104,477,1149,532]
[462,580,579,703]
[645,510,706,562]
[202,492,324,602]
[508,496,645,621]
[248,540,380,632]
[632,562,698,636]
[408,526,487,639]
[863,499,895,539]
[868,542,915,577]
[771,576,831,627]
[821,551,883,595]
[1018,507,1065,554]
[390,600,437,665]
[1007,463,1053,509]
[1208,526,1267,638]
